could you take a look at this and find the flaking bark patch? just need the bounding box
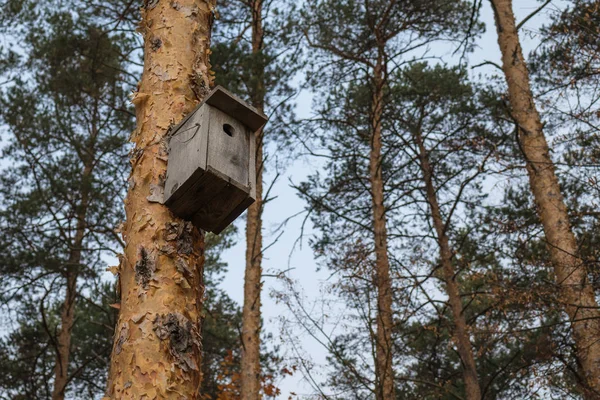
[114,323,129,355]
[159,244,176,255]
[164,221,194,255]
[190,75,210,101]
[147,183,164,204]
[134,247,156,288]
[150,37,162,51]
[127,176,136,192]
[176,258,193,283]
[129,146,144,165]
[177,222,194,255]
[153,313,198,372]
[144,0,159,9]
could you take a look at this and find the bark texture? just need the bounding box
[491,0,600,397]
[105,1,213,398]
[240,1,265,398]
[415,130,482,400]
[370,54,396,400]
[51,165,92,400]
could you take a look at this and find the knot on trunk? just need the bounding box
[134,247,156,288]
[164,221,195,255]
[150,37,162,51]
[153,313,199,372]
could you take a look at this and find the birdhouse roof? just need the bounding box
[201,86,268,132]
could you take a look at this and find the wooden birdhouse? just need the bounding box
[164,86,267,234]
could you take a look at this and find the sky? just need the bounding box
[216,1,570,398]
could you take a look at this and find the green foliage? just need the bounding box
[295,48,585,396]
[0,10,133,294]
[301,0,483,89]
[532,0,600,90]
[0,4,133,399]
[0,283,118,399]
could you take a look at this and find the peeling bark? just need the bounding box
[414,130,482,400]
[153,313,200,372]
[370,54,395,400]
[240,1,265,399]
[134,247,157,288]
[491,0,600,397]
[105,1,214,398]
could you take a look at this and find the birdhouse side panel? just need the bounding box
[191,167,255,234]
[206,105,251,188]
[248,122,257,201]
[164,105,209,205]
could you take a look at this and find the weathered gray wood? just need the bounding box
[164,86,263,234]
[165,167,227,218]
[213,193,255,234]
[248,120,257,200]
[165,104,209,204]
[191,167,253,234]
[205,86,267,132]
[206,105,250,187]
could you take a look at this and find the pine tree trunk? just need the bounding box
[491,0,600,397]
[240,136,263,400]
[414,130,482,400]
[370,57,396,400]
[51,272,77,400]
[105,1,213,398]
[51,163,93,400]
[240,2,264,398]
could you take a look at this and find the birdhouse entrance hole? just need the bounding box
[223,123,235,137]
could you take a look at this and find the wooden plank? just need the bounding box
[166,167,227,219]
[248,122,257,201]
[212,194,255,234]
[169,86,267,132]
[164,104,209,204]
[205,86,268,132]
[206,106,250,187]
[191,167,251,233]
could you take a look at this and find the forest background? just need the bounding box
[1,0,598,399]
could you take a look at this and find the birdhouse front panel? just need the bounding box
[206,105,250,188]
[164,86,266,234]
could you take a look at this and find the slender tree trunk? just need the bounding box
[51,164,93,400]
[370,56,396,400]
[491,0,600,397]
[105,1,213,398]
[240,2,265,397]
[414,130,482,400]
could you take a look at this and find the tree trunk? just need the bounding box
[240,1,265,398]
[490,0,600,397]
[370,56,396,400]
[105,1,213,398]
[414,130,482,400]
[51,164,93,400]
